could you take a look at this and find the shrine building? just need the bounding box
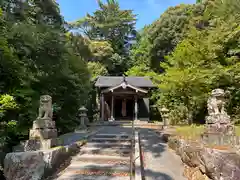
[95,76,156,122]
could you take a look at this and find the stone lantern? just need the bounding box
[76,106,88,131]
[160,107,170,128]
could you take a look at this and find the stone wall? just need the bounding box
[168,136,240,180]
[4,141,85,180]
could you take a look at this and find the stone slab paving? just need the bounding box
[139,128,187,180]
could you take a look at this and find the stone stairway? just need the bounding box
[56,133,133,180]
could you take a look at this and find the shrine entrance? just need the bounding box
[110,96,134,120]
[95,75,155,122]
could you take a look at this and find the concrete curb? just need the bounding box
[135,131,142,180]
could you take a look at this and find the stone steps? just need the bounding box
[94,134,130,139]
[57,162,130,178]
[80,147,131,157]
[67,162,130,171]
[85,143,131,149]
[57,174,130,180]
[73,154,129,164]
[56,128,134,180]
[90,137,132,143]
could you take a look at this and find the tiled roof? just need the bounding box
[95,76,155,88]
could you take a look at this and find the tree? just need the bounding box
[87,62,108,82]
[0,0,92,147]
[71,0,137,75]
[89,40,114,65]
[130,3,206,72]
[157,0,240,124]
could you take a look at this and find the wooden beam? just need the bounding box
[101,93,104,121]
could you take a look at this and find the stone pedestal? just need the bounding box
[206,113,231,125]
[205,114,234,134]
[32,119,55,129]
[41,138,58,149]
[28,118,58,150]
[201,132,235,146]
[203,113,235,146]
[29,129,57,139]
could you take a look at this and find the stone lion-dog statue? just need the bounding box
[207,89,228,116]
[37,95,53,120]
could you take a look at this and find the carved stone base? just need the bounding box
[32,119,55,129]
[41,138,58,149]
[206,123,234,135]
[201,132,235,146]
[24,138,58,151]
[206,113,231,124]
[29,129,57,139]
[24,139,41,151]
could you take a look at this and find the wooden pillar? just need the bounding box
[134,95,138,120]
[111,95,114,121]
[101,93,104,121]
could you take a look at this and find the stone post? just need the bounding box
[160,107,170,128]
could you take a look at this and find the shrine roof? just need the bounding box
[95,76,156,88]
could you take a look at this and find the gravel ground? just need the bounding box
[139,128,187,180]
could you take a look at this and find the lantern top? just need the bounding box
[79,106,87,112]
[161,107,169,112]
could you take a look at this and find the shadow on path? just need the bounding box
[144,169,174,180]
[139,129,166,158]
[138,128,186,180]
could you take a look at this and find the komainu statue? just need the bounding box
[205,88,233,134]
[207,89,228,116]
[37,95,53,120]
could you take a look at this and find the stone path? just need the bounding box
[55,126,133,180]
[139,128,186,180]
[58,127,98,146]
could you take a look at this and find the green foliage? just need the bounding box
[157,0,240,124]
[131,3,206,72]
[0,94,18,146]
[0,0,91,151]
[87,62,108,81]
[89,41,114,66]
[71,0,137,75]
[129,0,240,125]
[0,95,18,114]
[175,125,205,139]
[129,26,152,67]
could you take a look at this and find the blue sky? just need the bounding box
[56,0,196,30]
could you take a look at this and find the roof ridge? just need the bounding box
[95,76,155,88]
